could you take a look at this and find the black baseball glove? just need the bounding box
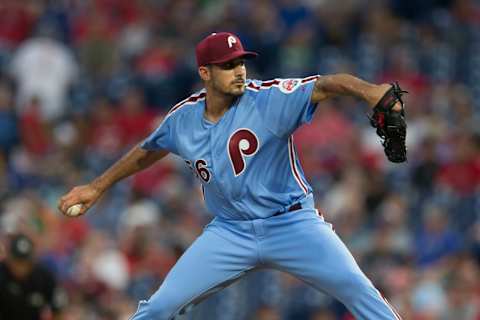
[368,82,408,163]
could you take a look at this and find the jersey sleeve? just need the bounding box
[252,76,319,137]
[140,114,178,154]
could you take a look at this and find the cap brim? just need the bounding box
[209,51,258,65]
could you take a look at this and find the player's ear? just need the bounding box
[198,66,211,81]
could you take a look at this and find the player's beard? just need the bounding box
[229,83,245,96]
[212,78,245,97]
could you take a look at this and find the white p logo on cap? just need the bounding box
[227,35,237,48]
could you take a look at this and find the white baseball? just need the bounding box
[66,204,83,217]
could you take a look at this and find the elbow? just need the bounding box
[312,75,339,102]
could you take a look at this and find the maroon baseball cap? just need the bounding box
[196,32,258,67]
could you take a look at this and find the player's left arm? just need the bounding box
[311,74,402,111]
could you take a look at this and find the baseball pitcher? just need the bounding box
[59,32,406,320]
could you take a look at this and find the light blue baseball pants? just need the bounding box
[130,207,401,320]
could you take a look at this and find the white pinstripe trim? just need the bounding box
[246,86,264,92]
[288,136,308,194]
[374,288,402,320]
[128,300,148,320]
[171,89,206,108]
[246,75,319,92]
[384,297,402,320]
[166,90,206,119]
[301,75,319,84]
[246,79,280,92]
[148,92,205,139]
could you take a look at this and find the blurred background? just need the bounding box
[0,0,479,319]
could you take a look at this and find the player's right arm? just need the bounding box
[59,103,180,217]
[58,146,169,216]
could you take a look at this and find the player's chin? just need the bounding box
[230,84,245,96]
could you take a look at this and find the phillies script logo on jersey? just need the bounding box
[280,79,301,93]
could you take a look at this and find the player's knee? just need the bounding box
[140,290,184,320]
[147,304,174,320]
[146,297,181,320]
[129,299,176,320]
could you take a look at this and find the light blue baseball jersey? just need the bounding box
[141,75,320,220]
[133,75,403,320]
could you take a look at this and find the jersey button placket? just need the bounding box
[208,127,225,197]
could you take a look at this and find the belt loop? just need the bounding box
[252,220,265,237]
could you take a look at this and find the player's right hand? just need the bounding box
[58,184,104,217]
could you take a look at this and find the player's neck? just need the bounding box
[204,90,236,123]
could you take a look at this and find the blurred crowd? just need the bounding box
[0,0,479,319]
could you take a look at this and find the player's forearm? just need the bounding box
[312,74,391,107]
[91,145,168,192]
